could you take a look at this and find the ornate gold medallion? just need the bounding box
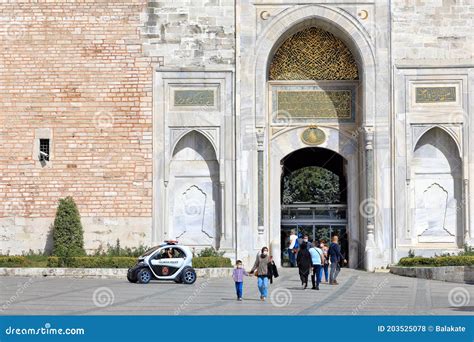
[301,126,326,145]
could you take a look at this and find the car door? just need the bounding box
[149,247,186,278]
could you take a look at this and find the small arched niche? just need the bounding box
[412,127,462,244]
[168,131,220,248]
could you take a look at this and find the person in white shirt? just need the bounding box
[308,240,325,290]
[288,230,298,267]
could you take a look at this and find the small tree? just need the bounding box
[52,197,86,258]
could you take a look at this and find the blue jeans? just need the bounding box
[311,265,322,288]
[288,248,296,267]
[257,276,269,298]
[235,282,243,299]
[319,263,329,282]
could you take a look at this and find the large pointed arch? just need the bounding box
[253,5,376,126]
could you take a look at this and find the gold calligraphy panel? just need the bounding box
[269,27,359,81]
[174,89,215,107]
[415,87,456,103]
[276,90,352,119]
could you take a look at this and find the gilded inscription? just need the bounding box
[174,89,215,107]
[276,90,352,119]
[269,27,359,81]
[415,87,456,103]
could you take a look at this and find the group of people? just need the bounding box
[232,246,279,301]
[231,232,346,301]
[295,234,346,290]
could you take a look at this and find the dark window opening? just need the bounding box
[39,139,50,161]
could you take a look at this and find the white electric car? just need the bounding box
[127,241,197,284]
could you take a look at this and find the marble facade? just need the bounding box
[150,0,474,270]
[2,0,473,270]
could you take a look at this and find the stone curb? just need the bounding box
[0,267,234,279]
[390,265,474,284]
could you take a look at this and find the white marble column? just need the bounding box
[364,127,376,271]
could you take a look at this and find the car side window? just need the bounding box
[153,247,185,259]
[153,249,168,260]
[174,248,186,259]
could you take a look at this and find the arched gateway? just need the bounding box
[247,8,378,269]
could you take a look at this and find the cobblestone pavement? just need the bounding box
[1,269,473,315]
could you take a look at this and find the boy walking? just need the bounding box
[232,260,248,301]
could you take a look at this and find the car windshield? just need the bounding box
[141,246,160,257]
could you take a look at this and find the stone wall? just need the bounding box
[0,0,154,254]
[392,0,474,61]
[142,0,235,68]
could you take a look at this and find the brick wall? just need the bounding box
[0,0,154,221]
[0,0,158,253]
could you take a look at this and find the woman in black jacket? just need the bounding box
[296,242,312,289]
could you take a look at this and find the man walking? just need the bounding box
[288,229,298,267]
[328,235,346,285]
[309,240,324,290]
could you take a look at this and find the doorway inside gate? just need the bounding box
[280,147,348,266]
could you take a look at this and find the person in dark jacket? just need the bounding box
[296,242,312,289]
[328,235,347,285]
[267,256,279,284]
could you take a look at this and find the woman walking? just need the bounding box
[296,242,312,289]
[319,240,330,283]
[249,246,270,301]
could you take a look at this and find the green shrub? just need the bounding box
[197,247,225,258]
[459,244,474,256]
[399,255,474,267]
[93,239,149,257]
[192,256,232,268]
[52,197,86,258]
[0,256,27,267]
[47,256,136,268]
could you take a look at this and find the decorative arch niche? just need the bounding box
[168,131,220,247]
[412,127,462,244]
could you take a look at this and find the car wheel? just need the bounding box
[181,267,197,285]
[127,268,137,283]
[137,268,152,284]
